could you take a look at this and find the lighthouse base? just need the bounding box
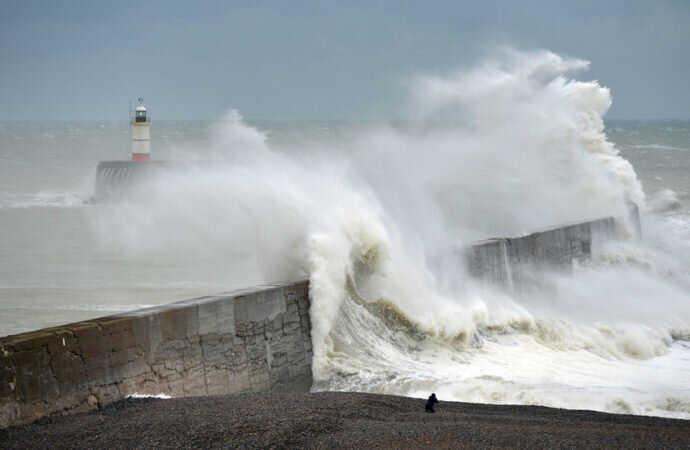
[132,153,151,162]
[94,161,186,201]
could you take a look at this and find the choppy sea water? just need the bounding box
[1,54,689,419]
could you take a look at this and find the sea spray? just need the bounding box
[89,49,690,418]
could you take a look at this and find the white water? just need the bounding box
[1,49,689,418]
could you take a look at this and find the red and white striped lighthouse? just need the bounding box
[131,98,151,161]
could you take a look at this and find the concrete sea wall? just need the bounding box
[1,217,617,428]
[94,161,187,201]
[432,217,616,293]
[0,279,312,429]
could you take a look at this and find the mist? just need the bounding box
[91,48,688,367]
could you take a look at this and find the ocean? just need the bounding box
[1,52,689,419]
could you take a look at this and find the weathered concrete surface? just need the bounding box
[437,217,617,293]
[1,217,617,429]
[94,161,188,201]
[0,279,312,428]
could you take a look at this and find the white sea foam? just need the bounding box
[631,144,688,152]
[90,49,690,418]
[649,189,682,213]
[127,393,173,399]
[0,190,87,208]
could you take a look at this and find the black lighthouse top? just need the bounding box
[134,98,148,123]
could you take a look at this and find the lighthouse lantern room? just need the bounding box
[131,98,151,161]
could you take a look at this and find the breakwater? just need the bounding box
[1,280,313,428]
[94,161,187,201]
[1,217,617,428]
[439,217,616,292]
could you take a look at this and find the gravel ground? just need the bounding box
[2,392,689,449]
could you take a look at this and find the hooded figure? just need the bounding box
[425,393,439,413]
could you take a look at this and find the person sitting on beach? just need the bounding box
[425,393,439,413]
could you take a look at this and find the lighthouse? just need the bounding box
[131,98,151,161]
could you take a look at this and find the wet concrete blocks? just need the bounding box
[0,278,312,428]
[1,218,616,429]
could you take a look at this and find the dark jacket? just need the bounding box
[425,394,438,412]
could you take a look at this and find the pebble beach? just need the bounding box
[2,392,689,449]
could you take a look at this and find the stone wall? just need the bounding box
[435,217,617,292]
[1,217,617,429]
[0,279,312,429]
[94,161,188,201]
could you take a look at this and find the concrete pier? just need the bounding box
[1,280,312,428]
[445,217,616,292]
[1,217,617,428]
[94,161,187,201]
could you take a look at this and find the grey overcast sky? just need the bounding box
[1,0,689,120]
